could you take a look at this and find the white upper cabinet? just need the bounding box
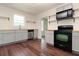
[56,4,72,12]
[48,16,57,30]
[48,21,58,30]
[73,4,79,10]
[73,18,79,31]
[73,4,79,17]
[63,4,73,10]
[26,20,37,29]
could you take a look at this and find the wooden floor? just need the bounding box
[0,39,75,56]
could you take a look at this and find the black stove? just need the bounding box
[54,25,73,52]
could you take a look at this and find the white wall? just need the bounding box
[0,5,37,30]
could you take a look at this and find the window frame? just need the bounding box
[14,14,25,26]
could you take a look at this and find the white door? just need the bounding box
[41,18,48,39]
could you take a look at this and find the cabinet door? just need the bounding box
[2,31,9,44]
[48,16,57,30]
[0,32,3,44]
[15,31,28,41]
[74,18,79,31]
[45,31,54,45]
[73,4,79,9]
[7,31,15,43]
[20,31,25,40]
[15,31,23,41]
[34,29,38,39]
[22,31,28,40]
[19,31,27,40]
[3,31,15,44]
[72,32,79,52]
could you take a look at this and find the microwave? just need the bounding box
[56,8,74,20]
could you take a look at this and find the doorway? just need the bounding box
[41,17,48,50]
[41,17,48,39]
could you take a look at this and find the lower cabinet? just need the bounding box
[45,31,54,45]
[3,31,15,44]
[0,31,16,44]
[0,32,3,44]
[15,30,28,41]
[22,31,28,40]
[15,31,22,41]
[72,31,79,52]
[0,30,28,45]
[34,29,38,39]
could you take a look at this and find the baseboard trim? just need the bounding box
[72,50,79,56]
[0,38,40,47]
[47,43,79,56]
[0,39,27,47]
[47,43,54,47]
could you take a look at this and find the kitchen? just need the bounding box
[0,3,79,56]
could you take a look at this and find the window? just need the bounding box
[14,15,25,26]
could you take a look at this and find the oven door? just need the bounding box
[54,30,72,52]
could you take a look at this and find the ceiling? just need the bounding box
[0,3,62,15]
